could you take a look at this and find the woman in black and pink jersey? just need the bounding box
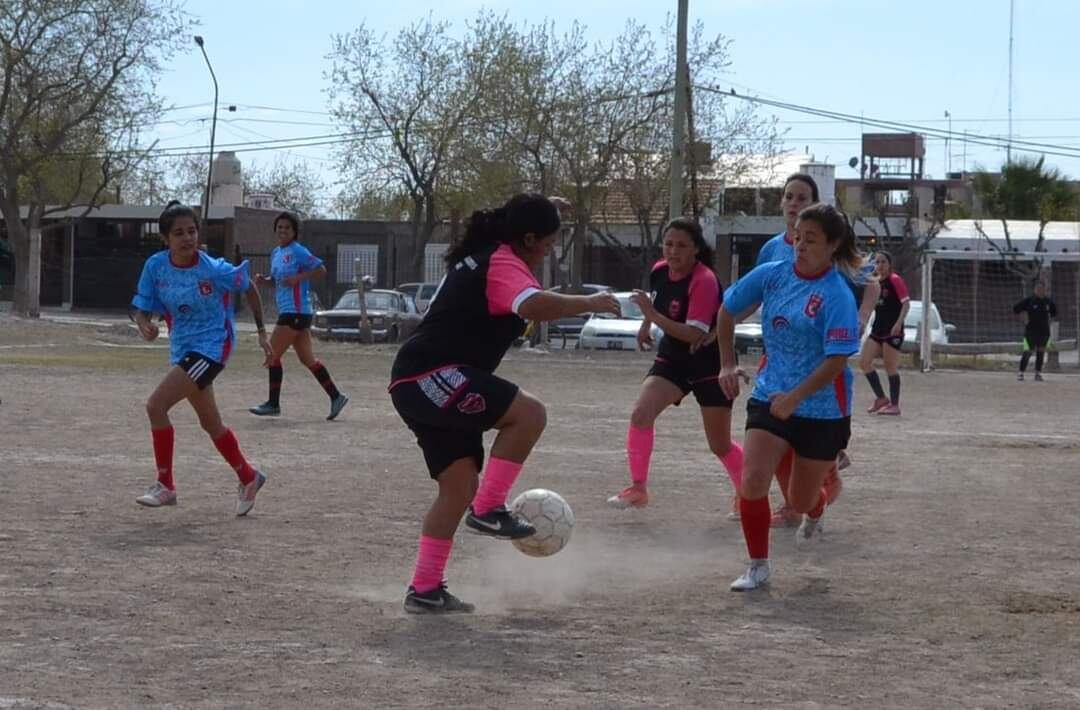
[606,218,743,514]
[389,193,620,615]
[859,251,910,416]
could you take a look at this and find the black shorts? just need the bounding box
[389,366,519,478]
[647,360,733,408]
[745,399,850,461]
[277,313,313,330]
[177,352,225,390]
[1024,329,1050,350]
[869,331,904,350]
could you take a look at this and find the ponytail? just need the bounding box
[444,193,561,265]
[445,207,507,265]
[158,200,198,236]
[797,203,867,281]
[663,217,715,270]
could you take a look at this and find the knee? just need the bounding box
[630,403,658,429]
[518,394,547,435]
[708,437,731,458]
[739,466,772,499]
[145,397,166,420]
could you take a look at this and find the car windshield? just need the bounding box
[595,295,644,320]
[334,292,397,311]
[904,302,940,329]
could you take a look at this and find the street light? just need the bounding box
[194,35,219,237]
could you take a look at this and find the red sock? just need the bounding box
[738,496,771,560]
[626,425,654,486]
[211,429,256,484]
[152,427,175,490]
[774,449,794,506]
[808,489,826,520]
[471,457,523,516]
[411,535,453,594]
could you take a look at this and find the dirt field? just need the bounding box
[2,314,1079,709]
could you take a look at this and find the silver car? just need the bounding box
[578,292,663,350]
[312,289,423,343]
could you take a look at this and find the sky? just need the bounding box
[149,0,1080,209]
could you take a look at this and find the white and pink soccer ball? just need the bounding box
[509,488,575,558]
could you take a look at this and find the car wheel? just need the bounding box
[388,325,399,343]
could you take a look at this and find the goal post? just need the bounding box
[918,249,1080,372]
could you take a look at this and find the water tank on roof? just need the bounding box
[211,151,243,208]
[800,162,836,206]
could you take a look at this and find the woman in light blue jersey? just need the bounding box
[131,201,273,516]
[717,203,864,591]
[249,212,348,421]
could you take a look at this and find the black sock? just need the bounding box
[1019,351,1032,373]
[865,371,886,399]
[309,361,341,400]
[268,365,283,407]
[1035,350,1045,373]
[888,374,901,405]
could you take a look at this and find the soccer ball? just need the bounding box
[509,488,575,558]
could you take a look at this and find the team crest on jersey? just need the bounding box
[771,316,790,330]
[668,299,682,319]
[198,280,213,296]
[457,393,487,415]
[282,254,292,264]
[804,294,823,318]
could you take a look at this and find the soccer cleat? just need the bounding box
[823,469,843,506]
[464,505,536,540]
[1034,373,1044,382]
[730,559,771,591]
[404,584,475,614]
[837,450,852,471]
[877,404,901,416]
[606,485,650,510]
[136,481,177,508]
[235,470,267,517]
[1017,372,1025,381]
[727,494,740,521]
[770,504,801,528]
[796,512,825,547]
[327,393,350,421]
[249,402,280,417]
[867,397,889,414]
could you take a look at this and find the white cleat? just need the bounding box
[136,481,177,508]
[235,470,267,517]
[795,512,825,548]
[730,559,771,591]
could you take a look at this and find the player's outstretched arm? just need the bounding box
[518,291,620,322]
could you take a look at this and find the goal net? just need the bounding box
[918,249,1080,371]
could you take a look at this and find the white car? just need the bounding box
[578,292,663,350]
[866,299,956,345]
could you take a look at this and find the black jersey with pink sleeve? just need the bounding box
[870,272,910,336]
[390,243,541,383]
[650,260,722,379]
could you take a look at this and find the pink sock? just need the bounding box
[471,457,524,516]
[626,425,654,486]
[718,441,743,489]
[410,535,453,593]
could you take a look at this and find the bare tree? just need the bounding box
[327,14,512,279]
[244,156,327,218]
[0,0,187,316]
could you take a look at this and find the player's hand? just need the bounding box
[588,292,621,317]
[719,366,749,401]
[637,320,654,351]
[137,320,159,341]
[890,322,903,337]
[257,331,273,365]
[549,196,573,217]
[254,273,274,286]
[629,289,657,319]
[689,329,717,354]
[768,391,798,421]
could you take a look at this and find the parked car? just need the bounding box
[312,289,423,343]
[548,283,614,339]
[863,299,955,346]
[396,282,440,312]
[734,308,764,354]
[579,292,663,350]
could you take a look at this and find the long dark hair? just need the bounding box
[662,217,715,269]
[158,200,198,236]
[784,173,820,202]
[796,203,865,279]
[274,211,300,241]
[445,193,561,265]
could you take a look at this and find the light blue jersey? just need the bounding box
[132,251,251,366]
[271,241,323,315]
[724,260,860,419]
[756,232,792,266]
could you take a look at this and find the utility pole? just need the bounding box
[194,36,219,235]
[1007,0,1014,165]
[944,110,951,175]
[669,0,689,221]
